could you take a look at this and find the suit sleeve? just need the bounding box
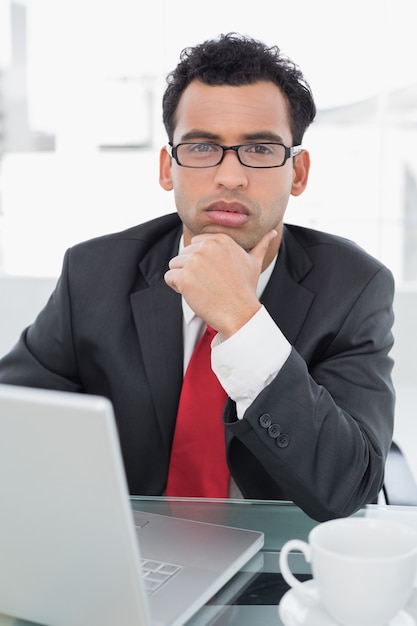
[223,265,395,521]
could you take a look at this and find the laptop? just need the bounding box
[0,383,264,626]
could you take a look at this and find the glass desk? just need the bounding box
[3,498,417,625]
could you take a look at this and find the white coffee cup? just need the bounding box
[279,517,417,626]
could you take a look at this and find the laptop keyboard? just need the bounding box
[141,558,182,595]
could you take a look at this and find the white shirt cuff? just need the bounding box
[211,306,291,419]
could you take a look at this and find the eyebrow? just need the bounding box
[179,131,221,142]
[242,132,285,143]
[178,130,285,144]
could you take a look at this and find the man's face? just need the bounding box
[160,80,309,262]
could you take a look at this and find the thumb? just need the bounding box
[249,229,278,263]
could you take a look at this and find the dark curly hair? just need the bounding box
[162,33,316,145]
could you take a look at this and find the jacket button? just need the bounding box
[267,423,281,438]
[276,433,290,448]
[259,414,272,429]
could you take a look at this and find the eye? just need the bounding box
[244,143,274,155]
[187,143,220,153]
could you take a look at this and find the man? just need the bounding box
[0,34,395,521]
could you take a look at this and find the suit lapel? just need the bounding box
[261,225,315,345]
[130,225,184,452]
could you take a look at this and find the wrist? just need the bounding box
[217,302,262,339]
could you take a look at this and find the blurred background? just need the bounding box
[0,0,416,477]
[1,0,417,280]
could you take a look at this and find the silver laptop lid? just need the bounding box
[0,384,150,626]
[0,384,264,626]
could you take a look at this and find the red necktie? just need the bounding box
[166,325,230,497]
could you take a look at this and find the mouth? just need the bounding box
[204,201,251,228]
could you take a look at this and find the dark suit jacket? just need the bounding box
[0,213,395,521]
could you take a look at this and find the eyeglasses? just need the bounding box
[167,142,302,169]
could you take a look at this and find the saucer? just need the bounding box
[278,580,417,626]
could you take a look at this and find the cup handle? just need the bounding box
[279,539,316,599]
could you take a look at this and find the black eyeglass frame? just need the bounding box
[167,142,303,169]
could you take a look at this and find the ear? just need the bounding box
[159,146,174,191]
[291,149,310,197]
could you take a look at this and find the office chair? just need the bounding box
[383,441,417,506]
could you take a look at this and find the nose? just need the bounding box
[213,149,248,189]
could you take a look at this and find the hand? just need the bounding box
[164,230,277,337]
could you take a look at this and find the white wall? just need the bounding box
[0,275,57,355]
[390,290,417,481]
